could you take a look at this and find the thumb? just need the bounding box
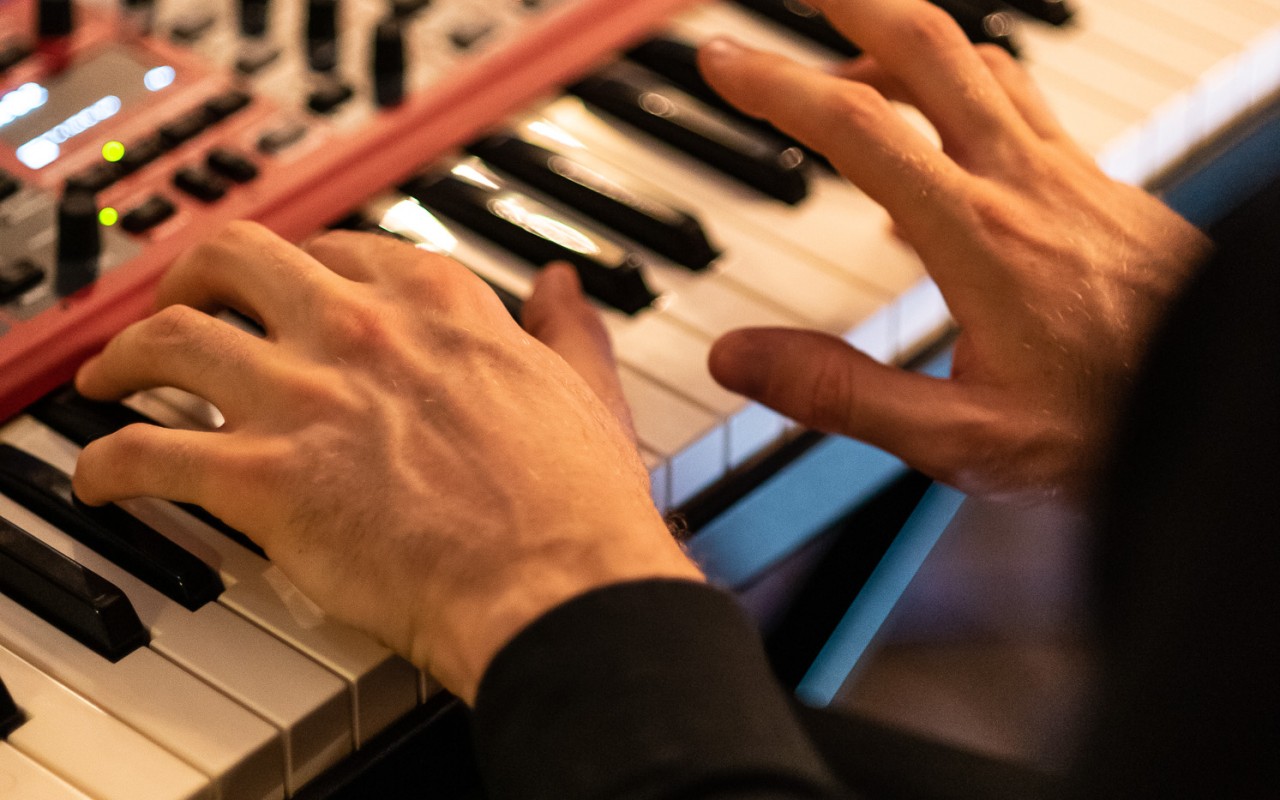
[522,263,636,441]
[710,328,970,476]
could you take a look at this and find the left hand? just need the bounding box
[72,223,701,704]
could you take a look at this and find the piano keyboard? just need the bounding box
[1,0,1279,797]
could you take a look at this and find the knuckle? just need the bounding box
[822,82,892,131]
[795,351,858,433]
[130,305,207,353]
[321,295,397,353]
[975,42,1015,70]
[896,4,964,53]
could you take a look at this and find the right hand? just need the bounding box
[698,0,1211,504]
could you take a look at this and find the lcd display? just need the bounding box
[0,46,175,169]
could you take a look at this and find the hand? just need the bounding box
[72,223,701,703]
[697,0,1212,504]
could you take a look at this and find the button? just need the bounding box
[235,43,280,76]
[449,21,493,50]
[0,171,19,203]
[117,134,166,174]
[121,194,176,233]
[65,162,121,194]
[170,11,215,43]
[258,122,308,154]
[204,89,252,121]
[0,40,32,72]
[56,188,100,297]
[159,108,212,148]
[173,166,229,203]
[0,259,45,303]
[206,148,259,183]
[307,81,354,114]
[306,0,339,71]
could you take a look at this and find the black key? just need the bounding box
[308,81,354,115]
[733,0,861,56]
[0,444,223,611]
[206,148,259,183]
[0,674,20,737]
[569,63,809,204]
[0,40,33,72]
[625,36,835,172]
[173,166,229,203]
[116,135,166,175]
[0,170,19,203]
[159,108,212,148]
[120,195,176,234]
[0,516,148,662]
[258,123,308,154]
[928,0,1019,56]
[0,259,45,303]
[28,387,268,558]
[987,0,1073,26]
[65,162,121,194]
[204,89,253,122]
[403,160,658,315]
[469,133,720,271]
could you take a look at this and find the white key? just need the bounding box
[0,644,212,800]
[0,420,351,795]
[0,744,91,800]
[0,591,283,800]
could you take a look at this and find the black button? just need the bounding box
[235,44,280,76]
[0,171,19,203]
[64,162,121,194]
[258,123,308,154]
[0,40,32,72]
[117,135,166,174]
[159,108,212,148]
[307,82,354,114]
[204,89,252,121]
[173,167,228,203]
[0,259,45,302]
[206,148,259,183]
[121,195,176,233]
[170,12,215,43]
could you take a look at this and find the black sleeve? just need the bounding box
[472,579,853,800]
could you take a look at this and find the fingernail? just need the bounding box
[701,36,746,66]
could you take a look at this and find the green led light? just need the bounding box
[98,207,119,226]
[101,141,126,162]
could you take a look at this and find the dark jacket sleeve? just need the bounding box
[472,579,853,800]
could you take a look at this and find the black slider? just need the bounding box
[0,516,149,662]
[306,0,339,72]
[569,63,808,205]
[28,386,266,558]
[732,0,860,57]
[56,187,100,297]
[372,17,406,107]
[37,0,75,38]
[403,160,658,315]
[239,0,269,37]
[469,133,719,271]
[928,0,1019,56]
[0,444,224,611]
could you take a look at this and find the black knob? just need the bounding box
[56,188,100,297]
[372,17,405,107]
[37,0,75,38]
[239,0,269,36]
[306,0,338,71]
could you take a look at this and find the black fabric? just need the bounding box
[472,181,1280,798]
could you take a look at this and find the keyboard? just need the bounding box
[1,0,1279,797]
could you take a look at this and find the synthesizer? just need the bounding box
[0,0,1279,797]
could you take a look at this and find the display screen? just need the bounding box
[0,46,175,169]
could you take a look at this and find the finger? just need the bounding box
[801,0,1034,153]
[74,423,224,506]
[75,304,279,422]
[973,45,1084,158]
[298,229,382,282]
[709,328,981,481]
[156,221,350,336]
[698,39,970,236]
[522,263,636,441]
